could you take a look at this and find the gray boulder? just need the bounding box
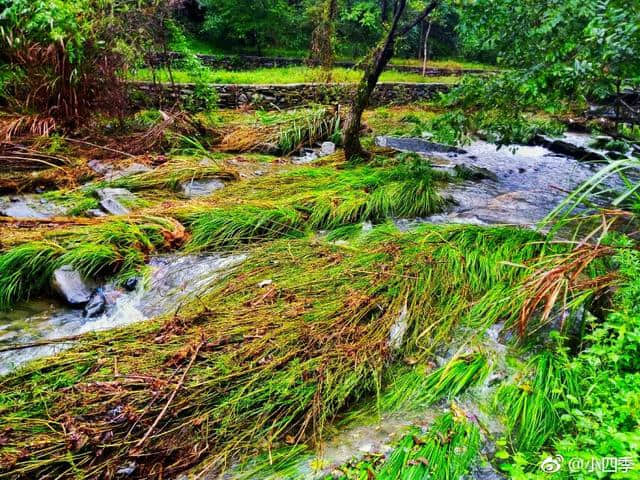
[95,188,136,215]
[320,141,336,156]
[180,178,225,197]
[51,266,92,306]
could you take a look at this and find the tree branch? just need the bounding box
[398,0,439,37]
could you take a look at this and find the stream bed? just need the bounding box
[0,133,628,478]
[378,135,623,227]
[0,253,245,374]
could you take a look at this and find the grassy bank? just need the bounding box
[129,66,460,85]
[0,223,564,479]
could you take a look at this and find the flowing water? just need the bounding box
[1,133,627,478]
[0,253,245,374]
[378,135,623,227]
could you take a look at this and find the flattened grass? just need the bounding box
[183,155,453,250]
[0,217,184,310]
[0,224,552,479]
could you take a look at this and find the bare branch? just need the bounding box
[399,0,439,37]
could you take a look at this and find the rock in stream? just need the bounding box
[0,253,246,375]
[377,135,624,227]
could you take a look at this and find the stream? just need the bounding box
[378,135,624,227]
[0,253,245,375]
[0,133,630,478]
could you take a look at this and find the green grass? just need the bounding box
[388,57,495,70]
[374,413,481,480]
[495,351,579,454]
[0,217,181,309]
[381,353,491,412]
[130,66,460,85]
[182,157,453,250]
[173,35,493,71]
[0,224,553,479]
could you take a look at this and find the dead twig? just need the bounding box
[136,339,205,447]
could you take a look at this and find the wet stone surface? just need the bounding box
[0,253,246,374]
[0,194,66,218]
[378,135,623,227]
[180,178,226,197]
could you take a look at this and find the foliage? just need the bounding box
[0,0,165,124]
[197,0,300,55]
[0,224,549,479]
[457,0,640,97]
[497,247,640,478]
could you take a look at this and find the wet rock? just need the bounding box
[124,277,139,292]
[0,194,64,219]
[180,178,225,197]
[86,208,107,218]
[320,141,336,156]
[87,159,112,175]
[454,164,498,182]
[96,188,135,201]
[99,198,130,215]
[388,304,408,351]
[116,462,136,477]
[95,188,135,215]
[469,465,505,480]
[0,202,46,218]
[376,136,467,154]
[105,163,152,181]
[533,134,607,162]
[51,266,92,307]
[84,289,107,318]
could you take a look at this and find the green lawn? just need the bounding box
[130,66,460,85]
[178,36,493,71]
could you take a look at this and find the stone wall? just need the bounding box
[152,53,487,77]
[130,81,452,110]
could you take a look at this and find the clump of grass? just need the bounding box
[381,353,491,412]
[0,224,552,479]
[100,157,239,193]
[184,156,453,248]
[0,242,62,310]
[220,107,341,155]
[187,205,305,249]
[376,413,481,480]
[0,217,184,309]
[495,350,579,454]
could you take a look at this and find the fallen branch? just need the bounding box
[64,137,136,158]
[136,339,205,447]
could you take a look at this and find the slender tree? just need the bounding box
[343,0,439,160]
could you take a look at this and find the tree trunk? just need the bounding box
[343,43,397,161]
[343,0,438,161]
[422,21,432,76]
[310,0,339,70]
